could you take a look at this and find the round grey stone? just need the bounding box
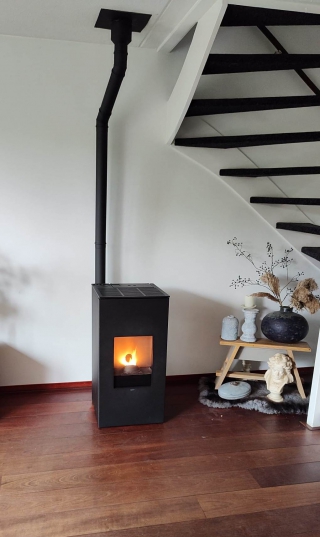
[218,381,251,400]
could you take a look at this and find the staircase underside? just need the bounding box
[173,3,320,265]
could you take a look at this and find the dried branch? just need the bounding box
[227,238,319,314]
[251,292,280,303]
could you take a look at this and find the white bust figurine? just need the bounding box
[264,353,294,402]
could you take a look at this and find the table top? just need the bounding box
[220,337,311,352]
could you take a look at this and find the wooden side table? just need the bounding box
[215,338,311,399]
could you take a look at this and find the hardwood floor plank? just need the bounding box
[0,452,4,475]
[198,482,320,518]
[255,415,307,433]
[74,532,320,537]
[0,496,205,537]
[72,520,250,537]
[0,432,244,464]
[70,505,320,537]
[0,400,92,418]
[250,461,320,488]
[0,410,96,431]
[0,456,221,492]
[1,415,319,461]
[75,531,320,537]
[0,383,319,537]
[0,452,265,493]
[0,470,258,519]
[4,434,320,478]
[0,414,268,443]
[246,443,320,467]
[5,441,320,494]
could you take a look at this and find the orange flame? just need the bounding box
[119,349,137,366]
[114,336,153,370]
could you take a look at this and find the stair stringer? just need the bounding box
[173,116,320,270]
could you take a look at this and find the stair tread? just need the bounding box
[277,223,320,235]
[301,247,320,261]
[221,5,320,27]
[220,167,320,177]
[203,54,320,75]
[187,96,320,116]
[251,197,320,205]
[175,132,320,149]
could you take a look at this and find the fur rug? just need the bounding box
[199,377,310,415]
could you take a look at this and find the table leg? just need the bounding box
[215,345,240,389]
[287,349,307,399]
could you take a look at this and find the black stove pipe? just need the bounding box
[95,18,132,284]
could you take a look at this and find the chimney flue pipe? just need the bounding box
[95,18,132,284]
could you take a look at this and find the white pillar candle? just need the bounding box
[123,365,139,375]
[244,295,255,308]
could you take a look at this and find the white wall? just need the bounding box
[307,330,320,427]
[0,31,319,386]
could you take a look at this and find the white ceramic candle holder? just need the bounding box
[240,308,259,343]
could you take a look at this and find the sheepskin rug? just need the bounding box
[199,377,310,415]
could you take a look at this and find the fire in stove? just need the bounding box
[114,336,153,386]
[123,350,137,370]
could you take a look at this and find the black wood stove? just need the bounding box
[92,284,169,428]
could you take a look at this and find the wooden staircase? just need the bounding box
[174,4,320,263]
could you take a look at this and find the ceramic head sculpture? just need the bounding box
[264,353,294,402]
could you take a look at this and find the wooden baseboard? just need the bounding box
[300,421,320,431]
[0,367,314,394]
[165,374,213,385]
[0,374,212,393]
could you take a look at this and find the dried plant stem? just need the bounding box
[226,238,320,312]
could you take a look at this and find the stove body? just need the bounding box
[92,283,169,428]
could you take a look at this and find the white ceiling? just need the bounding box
[1,0,320,49]
[0,0,171,47]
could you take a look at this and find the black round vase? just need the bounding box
[261,306,309,344]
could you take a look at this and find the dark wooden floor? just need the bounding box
[1,380,320,537]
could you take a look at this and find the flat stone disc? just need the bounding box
[218,381,251,400]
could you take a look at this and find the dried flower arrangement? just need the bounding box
[227,238,320,314]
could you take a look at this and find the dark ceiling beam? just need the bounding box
[221,5,320,26]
